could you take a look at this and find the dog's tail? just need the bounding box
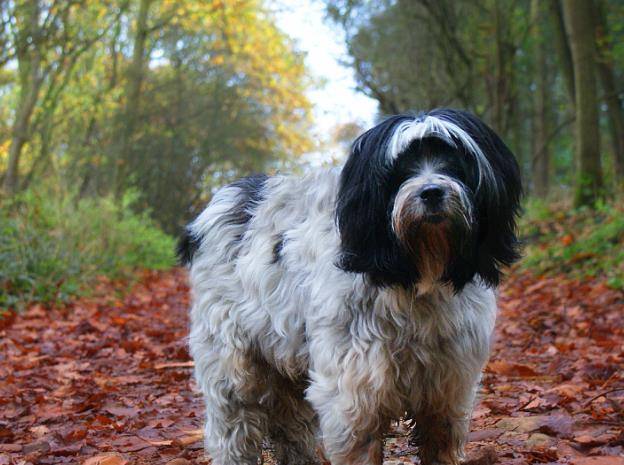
[176,228,200,266]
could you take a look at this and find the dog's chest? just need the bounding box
[347,288,491,404]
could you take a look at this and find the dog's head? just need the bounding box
[336,109,522,292]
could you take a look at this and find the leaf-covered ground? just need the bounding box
[1,269,623,465]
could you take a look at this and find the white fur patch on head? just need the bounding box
[387,115,496,188]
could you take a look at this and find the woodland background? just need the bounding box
[0,0,623,307]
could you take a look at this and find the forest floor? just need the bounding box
[1,268,623,465]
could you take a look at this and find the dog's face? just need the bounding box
[336,109,522,292]
[388,139,476,292]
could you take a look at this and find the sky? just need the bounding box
[272,0,378,161]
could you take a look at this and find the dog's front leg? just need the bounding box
[412,373,481,465]
[306,341,394,465]
[307,374,386,465]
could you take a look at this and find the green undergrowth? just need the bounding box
[520,197,624,289]
[0,188,176,311]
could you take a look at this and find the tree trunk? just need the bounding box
[492,2,505,134]
[531,0,550,198]
[2,1,42,195]
[3,85,40,194]
[549,0,576,106]
[114,0,152,199]
[594,0,624,185]
[489,1,516,137]
[562,0,604,207]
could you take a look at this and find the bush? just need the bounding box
[520,198,624,288]
[0,188,176,310]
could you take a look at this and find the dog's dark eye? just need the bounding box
[389,156,418,190]
[438,161,467,184]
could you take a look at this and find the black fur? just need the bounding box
[177,174,268,265]
[177,232,202,266]
[271,234,286,264]
[336,108,522,291]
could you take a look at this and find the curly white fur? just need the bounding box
[187,169,497,465]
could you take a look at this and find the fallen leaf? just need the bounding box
[104,405,140,417]
[468,428,505,442]
[173,431,203,447]
[111,436,152,452]
[22,440,51,455]
[525,432,553,448]
[571,457,624,465]
[573,431,620,447]
[495,414,572,436]
[154,361,195,370]
[487,360,540,378]
[0,444,22,453]
[536,413,574,438]
[547,383,583,400]
[165,460,192,465]
[83,454,128,465]
[462,445,497,465]
[29,425,50,438]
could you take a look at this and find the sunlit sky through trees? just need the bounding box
[273,0,378,163]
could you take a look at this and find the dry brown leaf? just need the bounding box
[165,460,192,465]
[173,431,204,447]
[154,361,195,370]
[83,454,128,465]
[487,360,540,378]
[462,445,497,465]
[571,457,624,465]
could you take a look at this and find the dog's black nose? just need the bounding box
[419,184,445,206]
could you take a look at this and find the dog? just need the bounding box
[179,108,521,465]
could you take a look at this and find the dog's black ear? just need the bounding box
[431,109,522,287]
[336,115,416,287]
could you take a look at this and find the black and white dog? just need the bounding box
[179,109,521,465]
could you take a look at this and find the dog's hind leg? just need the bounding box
[192,339,269,465]
[267,377,320,465]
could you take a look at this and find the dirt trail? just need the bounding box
[1,269,623,464]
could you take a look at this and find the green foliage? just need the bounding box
[520,198,624,288]
[0,0,312,232]
[326,0,624,198]
[0,188,175,310]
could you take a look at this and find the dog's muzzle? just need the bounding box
[417,184,448,222]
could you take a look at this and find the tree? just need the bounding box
[1,1,112,195]
[0,0,312,229]
[562,0,604,206]
[594,0,624,185]
[549,0,575,106]
[327,0,624,202]
[113,0,154,200]
[531,0,551,197]
[2,1,43,194]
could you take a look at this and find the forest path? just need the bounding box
[1,269,623,465]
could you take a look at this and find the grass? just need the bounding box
[0,188,176,311]
[520,197,624,289]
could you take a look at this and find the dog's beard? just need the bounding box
[392,181,472,293]
[395,215,452,292]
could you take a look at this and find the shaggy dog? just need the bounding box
[179,109,522,465]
